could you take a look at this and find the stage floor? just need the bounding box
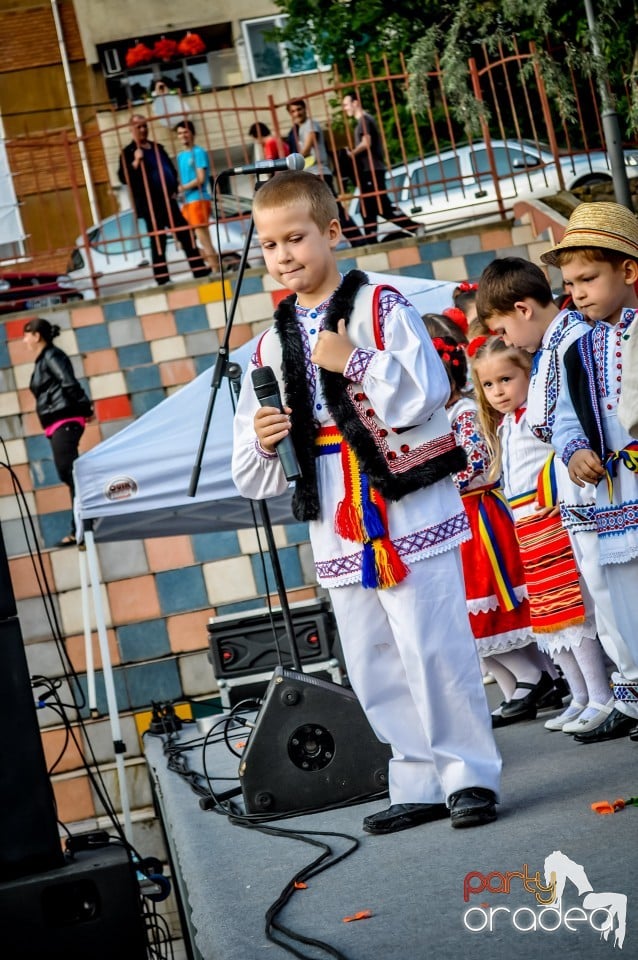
[144,684,635,960]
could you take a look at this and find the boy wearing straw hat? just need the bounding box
[540,201,638,742]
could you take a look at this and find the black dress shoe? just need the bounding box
[573,708,636,743]
[448,787,497,829]
[537,677,571,710]
[500,671,553,719]
[363,802,449,834]
[629,724,638,742]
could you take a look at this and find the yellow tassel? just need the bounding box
[373,540,410,589]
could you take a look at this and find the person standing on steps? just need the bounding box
[23,317,93,547]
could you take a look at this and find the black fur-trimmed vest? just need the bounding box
[258,269,467,521]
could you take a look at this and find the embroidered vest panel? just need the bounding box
[258,270,466,519]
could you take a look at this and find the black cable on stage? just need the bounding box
[230,818,359,960]
[155,720,389,959]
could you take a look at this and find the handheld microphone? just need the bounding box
[224,153,305,177]
[251,366,302,481]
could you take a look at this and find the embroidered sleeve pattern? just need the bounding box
[562,437,591,467]
[375,288,411,344]
[344,347,376,382]
[452,409,489,489]
[254,439,278,460]
[528,352,555,443]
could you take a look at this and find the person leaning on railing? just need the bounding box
[175,119,220,274]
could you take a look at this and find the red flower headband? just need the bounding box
[466,334,491,358]
[442,306,468,335]
[457,281,478,293]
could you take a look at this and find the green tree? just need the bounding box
[274,0,637,135]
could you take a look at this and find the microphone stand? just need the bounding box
[189,176,303,674]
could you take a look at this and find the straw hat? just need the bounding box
[541,201,638,266]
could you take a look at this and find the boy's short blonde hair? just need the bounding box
[252,171,339,231]
[549,247,631,270]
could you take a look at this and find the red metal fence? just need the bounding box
[1,40,636,303]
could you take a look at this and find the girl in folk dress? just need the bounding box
[431,334,548,726]
[471,335,611,732]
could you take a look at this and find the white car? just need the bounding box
[348,139,638,235]
[67,195,265,299]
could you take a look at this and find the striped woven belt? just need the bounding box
[508,489,537,510]
[463,483,520,611]
[604,441,638,500]
[315,425,342,455]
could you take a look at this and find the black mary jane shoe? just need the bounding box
[492,706,534,727]
[363,802,449,835]
[500,671,553,720]
[491,701,520,728]
[537,676,571,711]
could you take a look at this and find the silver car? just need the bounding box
[67,195,265,299]
[348,139,638,235]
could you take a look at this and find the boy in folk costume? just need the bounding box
[476,258,615,736]
[231,172,501,832]
[539,202,638,742]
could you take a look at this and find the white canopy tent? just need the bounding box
[72,272,458,836]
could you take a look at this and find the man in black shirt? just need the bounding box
[342,93,422,243]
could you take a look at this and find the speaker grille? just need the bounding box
[239,667,391,814]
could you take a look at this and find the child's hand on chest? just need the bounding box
[311,318,354,373]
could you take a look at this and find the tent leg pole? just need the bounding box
[78,545,97,713]
[84,528,133,842]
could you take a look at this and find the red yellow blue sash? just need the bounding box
[315,426,409,589]
[604,442,638,501]
[536,453,558,509]
[507,490,537,511]
[463,484,520,612]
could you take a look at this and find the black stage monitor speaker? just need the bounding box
[208,597,336,680]
[0,843,148,959]
[239,666,391,814]
[0,519,64,881]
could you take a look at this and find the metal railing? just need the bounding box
[1,40,635,303]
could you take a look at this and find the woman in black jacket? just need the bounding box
[23,318,92,546]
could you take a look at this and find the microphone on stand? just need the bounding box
[251,366,302,481]
[223,154,305,177]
